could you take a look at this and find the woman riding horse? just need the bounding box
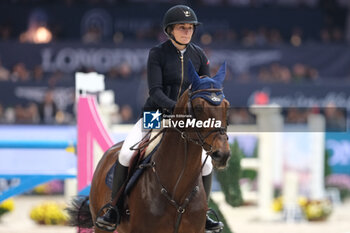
[95,5,224,232]
[67,62,231,233]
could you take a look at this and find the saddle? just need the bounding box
[105,129,163,195]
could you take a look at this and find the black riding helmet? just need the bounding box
[163,5,201,46]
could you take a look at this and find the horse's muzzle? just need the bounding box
[210,150,231,169]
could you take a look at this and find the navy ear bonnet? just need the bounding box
[188,60,226,105]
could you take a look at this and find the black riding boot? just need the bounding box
[95,160,128,232]
[203,173,224,232]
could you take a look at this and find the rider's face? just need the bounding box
[172,23,194,45]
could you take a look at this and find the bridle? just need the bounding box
[171,88,228,156]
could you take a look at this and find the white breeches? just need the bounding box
[119,118,213,176]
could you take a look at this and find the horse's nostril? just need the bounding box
[211,151,221,161]
[211,150,231,169]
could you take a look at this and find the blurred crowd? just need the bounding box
[0,60,139,83]
[257,62,319,83]
[0,90,63,125]
[0,58,140,125]
[207,61,320,83]
[0,52,332,127]
[228,105,347,132]
[0,20,346,46]
[0,89,135,125]
[284,105,347,131]
[0,0,348,45]
[79,26,347,46]
[0,58,321,85]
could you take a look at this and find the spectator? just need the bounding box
[0,59,10,81]
[258,67,271,82]
[256,27,268,46]
[38,90,58,124]
[285,107,307,124]
[279,66,292,83]
[257,62,317,83]
[119,104,134,123]
[118,62,132,79]
[82,26,102,44]
[11,63,30,82]
[269,29,283,44]
[307,67,319,81]
[107,67,119,79]
[14,103,39,124]
[14,104,27,123]
[292,63,308,82]
[47,71,64,87]
[270,63,283,81]
[320,28,332,42]
[33,65,45,82]
[0,23,11,40]
[292,63,319,82]
[290,27,303,46]
[3,107,15,124]
[27,102,40,124]
[332,27,344,42]
[229,108,255,124]
[324,102,346,131]
[241,29,257,47]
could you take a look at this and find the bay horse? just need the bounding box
[68,62,231,233]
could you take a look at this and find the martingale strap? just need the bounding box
[140,132,204,233]
[149,138,201,233]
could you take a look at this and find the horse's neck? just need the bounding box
[154,130,202,197]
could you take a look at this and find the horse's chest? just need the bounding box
[136,176,205,217]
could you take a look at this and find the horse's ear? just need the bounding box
[213,62,226,85]
[188,60,200,87]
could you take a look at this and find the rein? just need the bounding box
[131,88,228,233]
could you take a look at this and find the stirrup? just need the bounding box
[205,209,224,233]
[95,203,120,232]
[97,202,119,218]
[207,208,220,220]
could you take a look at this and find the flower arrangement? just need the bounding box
[272,196,332,221]
[32,180,64,195]
[271,196,284,212]
[326,174,350,201]
[0,198,15,217]
[30,201,68,225]
[302,199,332,221]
